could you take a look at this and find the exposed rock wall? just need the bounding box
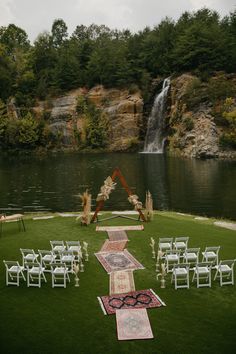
[167,73,236,159]
[32,73,236,158]
[33,86,143,151]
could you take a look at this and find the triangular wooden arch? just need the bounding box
[91,167,146,223]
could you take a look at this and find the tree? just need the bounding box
[0,44,13,100]
[172,20,228,73]
[32,32,57,97]
[140,18,176,76]
[0,24,30,56]
[0,99,8,146]
[18,112,39,147]
[51,19,68,48]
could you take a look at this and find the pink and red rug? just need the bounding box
[110,270,135,295]
[100,240,127,253]
[116,308,153,340]
[98,288,166,315]
[95,249,145,274]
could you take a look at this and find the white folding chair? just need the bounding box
[202,246,220,267]
[51,263,70,288]
[66,241,82,261]
[158,237,173,253]
[214,259,235,286]
[165,250,180,273]
[20,248,39,269]
[183,248,200,268]
[171,263,190,290]
[50,240,65,252]
[38,250,57,272]
[59,250,75,273]
[173,237,189,251]
[3,260,26,286]
[192,262,212,288]
[26,262,47,288]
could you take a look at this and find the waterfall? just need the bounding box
[143,78,170,153]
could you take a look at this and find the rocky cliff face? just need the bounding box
[32,73,236,158]
[166,73,236,159]
[87,86,143,150]
[34,86,143,151]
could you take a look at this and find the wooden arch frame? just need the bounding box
[91,167,146,223]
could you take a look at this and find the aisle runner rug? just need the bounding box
[98,288,166,315]
[110,270,135,295]
[100,240,127,253]
[107,231,128,241]
[96,225,144,232]
[116,308,153,340]
[95,249,144,274]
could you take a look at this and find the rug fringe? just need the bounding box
[150,288,166,306]
[97,297,107,315]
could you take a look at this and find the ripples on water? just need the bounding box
[0,152,235,220]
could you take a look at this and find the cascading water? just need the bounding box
[143,78,170,153]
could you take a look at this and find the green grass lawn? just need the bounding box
[0,212,236,354]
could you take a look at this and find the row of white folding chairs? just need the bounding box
[171,260,236,289]
[20,244,82,270]
[159,237,189,252]
[50,240,82,256]
[3,260,71,288]
[20,248,81,271]
[163,247,221,272]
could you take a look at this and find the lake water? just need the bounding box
[0,152,235,220]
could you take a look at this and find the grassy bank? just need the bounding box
[0,212,236,354]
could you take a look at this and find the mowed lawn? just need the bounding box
[0,212,236,354]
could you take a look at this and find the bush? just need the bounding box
[184,78,208,110]
[183,116,194,131]
[220,132,236,149]
[76,95,87,115]
[128,84,139,95]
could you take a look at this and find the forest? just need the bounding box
[0,8,236,149]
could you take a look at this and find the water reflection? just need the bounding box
[0,152,235,219]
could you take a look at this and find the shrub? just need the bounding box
[128,84,139,95]
[220,132,236,149]
[183,116,194,131]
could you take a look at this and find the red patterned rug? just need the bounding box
[110,270,135,295]
[116,308,153,340]
[107,231,128,241]
[98,288,166,315]
[96,225,144,231]
[100,240,127,253]
[95,249,145,274]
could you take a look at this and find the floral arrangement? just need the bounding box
[96,176,116,202]
[78,190,91,225]
[128,194,143,210]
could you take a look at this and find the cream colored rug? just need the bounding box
[100,240,127,253]
[110,270,135,295]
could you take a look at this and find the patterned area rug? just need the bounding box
[110,270,135,295]
[95,249,145,274]
[100,240,127,253]
[116,308,153,340]
[98,288,165,315]
[96,225,144,232]
[107,231,128,241]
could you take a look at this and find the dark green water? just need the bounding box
[0,152,235,219]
